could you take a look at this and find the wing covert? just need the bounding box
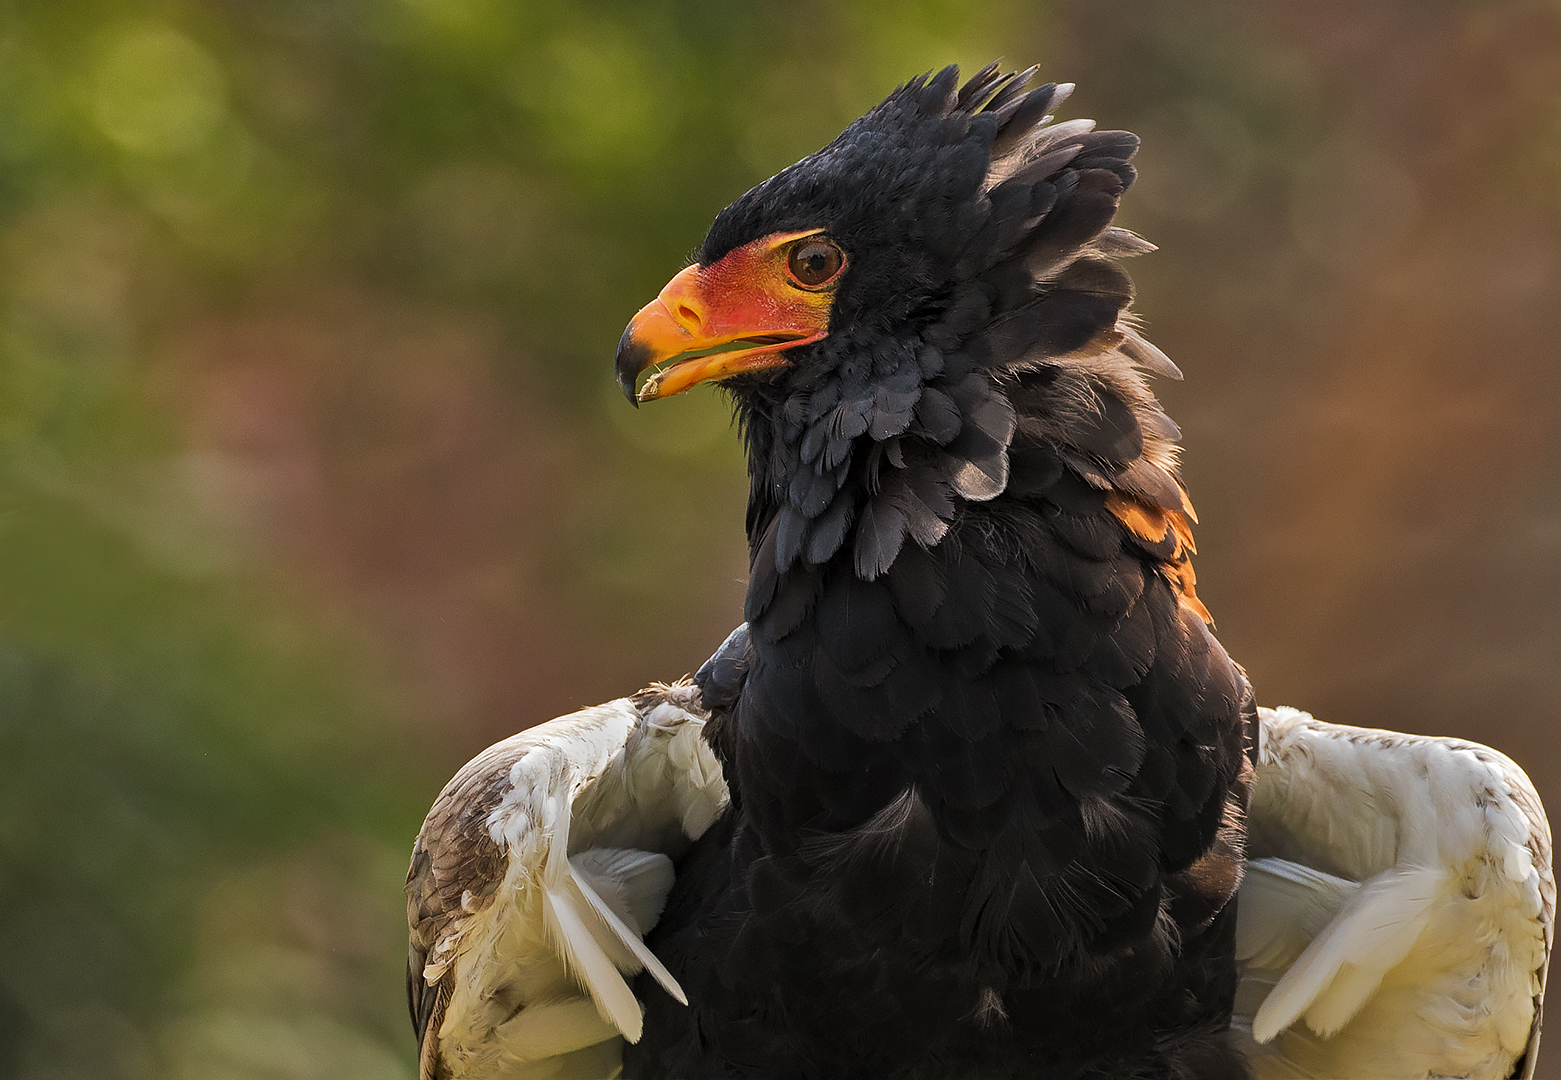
[405,682,727,1079]
[1234,706,1553,1080]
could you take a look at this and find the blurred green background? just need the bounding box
[1,1,1557,1076]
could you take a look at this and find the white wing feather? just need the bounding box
[411,691,1550,1080]
[565,855,688,1008]
[406,683,728,1080]
[1236,706,1554,1080]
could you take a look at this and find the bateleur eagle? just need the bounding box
[406,65,1552,1079]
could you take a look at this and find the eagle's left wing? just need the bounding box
[405,682,726,1080]
[1234,706,1553,1080]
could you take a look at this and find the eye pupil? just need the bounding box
[788,240,844,287]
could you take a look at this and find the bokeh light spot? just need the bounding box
[511,24,668,169]
[90,23,226,157]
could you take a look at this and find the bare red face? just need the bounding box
[615,229,847,403]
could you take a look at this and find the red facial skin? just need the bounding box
[617,229,843,402]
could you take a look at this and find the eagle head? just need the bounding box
[616,62,1191,596]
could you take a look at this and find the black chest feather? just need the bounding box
[627,487,1253,1080]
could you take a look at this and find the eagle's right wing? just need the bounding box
[405,682,727,1080]
[1234,706,1553,1080]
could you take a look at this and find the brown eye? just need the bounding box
[786,239,845,288]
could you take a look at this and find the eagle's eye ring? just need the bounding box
[785,238,845,289]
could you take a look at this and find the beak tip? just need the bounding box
[614,323,647,406]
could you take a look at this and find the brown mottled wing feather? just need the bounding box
[1512,768,1554,1079]
[405,685,727,1079]
[405,845,443,1050]
[1517,993,1544,1079]
[404,741,524,1078]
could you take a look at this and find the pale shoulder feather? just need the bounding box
[1235,706,1553,1080]
[405,682,728,1080]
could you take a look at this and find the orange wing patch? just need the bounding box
[1105,490,1213,625]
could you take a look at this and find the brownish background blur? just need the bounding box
[1,1,1557,1076]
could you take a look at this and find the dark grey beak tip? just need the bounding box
[615,323,646,407]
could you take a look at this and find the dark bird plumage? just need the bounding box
[617,63,1255,1080]
[405,62,1552,1080]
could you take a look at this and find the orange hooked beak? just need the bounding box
[615,230,843,404]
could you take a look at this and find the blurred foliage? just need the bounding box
[3,0,1559,1076]
[0,0,1028,1076]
